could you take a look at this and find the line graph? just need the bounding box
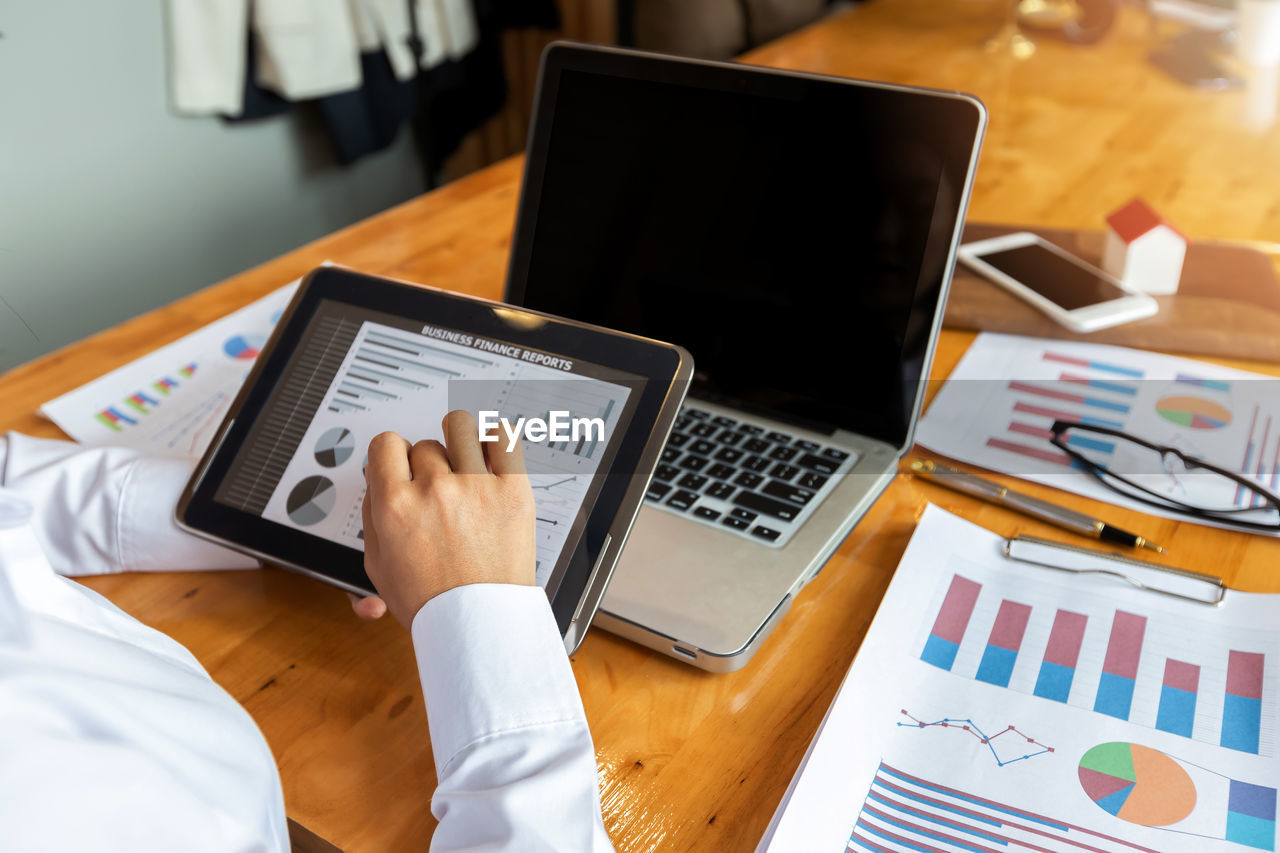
[533,476,578,491]
[896,709,1055,767]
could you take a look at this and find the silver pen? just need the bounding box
[910,459,1166,554]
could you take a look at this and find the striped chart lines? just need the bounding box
[847,762,1159,853]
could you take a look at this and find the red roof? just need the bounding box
[1106,197,1188,244]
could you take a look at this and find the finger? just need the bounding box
[366,432,413,493]
[442,410,487,475]
[486,419,527,477]
[361,486,379,561]
[346,593,387,620]
[409,439,451,483]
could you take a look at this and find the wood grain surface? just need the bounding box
[3,2,1279,850]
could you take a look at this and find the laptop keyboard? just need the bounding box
[644,405,858,547]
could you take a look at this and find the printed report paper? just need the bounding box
[916,333,1280,534]
[760,505,1278,852]
[40,281,300,458]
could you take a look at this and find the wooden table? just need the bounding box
[4,2,1279,850]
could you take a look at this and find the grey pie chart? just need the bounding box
[286,476,337,526]
[314,427,356,468]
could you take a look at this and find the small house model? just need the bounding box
[1100,198,1188,295]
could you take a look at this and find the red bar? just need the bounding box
[1043,352,1093,369]
[988,600,1032,651]
[1163,659,1201,693]
[1102,611,1147,679]
[1227,651,1265,700]
[1044,610,1088,668]
[986,438,1074,466]
[930,575,981,644]
[1009,381,1087,404]
[1009,421,1054,440]
[1013,401,1088,423]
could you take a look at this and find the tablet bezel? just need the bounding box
[177,267,691,650]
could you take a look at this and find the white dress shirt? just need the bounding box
[0,433,613,851]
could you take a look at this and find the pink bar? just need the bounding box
[1227,651,1265,700]
[988,600,1032,651]
[1009,381,1087,404]
[1102,611,1147,679]
[930,575,982,645]
[1163,659,1201,693]
[986,438,1074,467]
[1013,401,1085,423]
[1043,352,1092,369]
[1008,421,1053,440]
[1044,610,1088,668]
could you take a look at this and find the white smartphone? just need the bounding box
[957,232,1159,333]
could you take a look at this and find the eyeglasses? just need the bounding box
[1049,421,1280,531]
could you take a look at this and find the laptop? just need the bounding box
[504,43,987,672]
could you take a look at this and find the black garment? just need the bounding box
[226,34,414,167]
[409,0,559,185]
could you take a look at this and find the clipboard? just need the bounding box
[1001,535,1226,606]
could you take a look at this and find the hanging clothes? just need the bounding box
[166,0,479,116]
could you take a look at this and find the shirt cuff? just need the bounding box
[411,584,585,777]
[118,455,260,574]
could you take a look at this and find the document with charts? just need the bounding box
[916,333,1280,534]
[759,505,1279,853]
[39,280,300,458]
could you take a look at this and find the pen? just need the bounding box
[909,459,1166,554]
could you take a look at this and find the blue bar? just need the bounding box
[921,634,960,670]
[975,645,1018,687]
[1223,694,1264,754]
[1226,813,1275,851]
[1094,672,1136,720]
[1088,360,1144,378]
[1083,396,1132,413]
[1083,378,1138,395]
[1067,435,1116,455]
[1081,414,1126,429]
[1034,661,1075,702]
[1155,686,1197,737]
[1177,374,1232,393]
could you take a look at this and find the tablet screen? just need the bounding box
[211,298,640,595]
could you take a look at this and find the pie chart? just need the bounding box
[314,427,355,468]
[1156,395,1231,430]
[224,333,267,361]
[286,476,337,526]
[1079,742,1196,827]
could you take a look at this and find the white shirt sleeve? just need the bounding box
[1,433,610,851]
[412,584,615,852]
[0,490,288,852]
[0,432,258,576]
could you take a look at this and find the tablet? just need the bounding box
[177,267,691,651]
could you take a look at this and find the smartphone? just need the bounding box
[957,233,1159,333]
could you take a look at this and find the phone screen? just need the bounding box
[978,244,1129,310]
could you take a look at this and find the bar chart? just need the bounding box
[847,762,1158,853]
[918,572,1278,756]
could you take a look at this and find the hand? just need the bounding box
[346,593,387,620]
[362,410,537,629]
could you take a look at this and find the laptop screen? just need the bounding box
[506,46,984,448]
